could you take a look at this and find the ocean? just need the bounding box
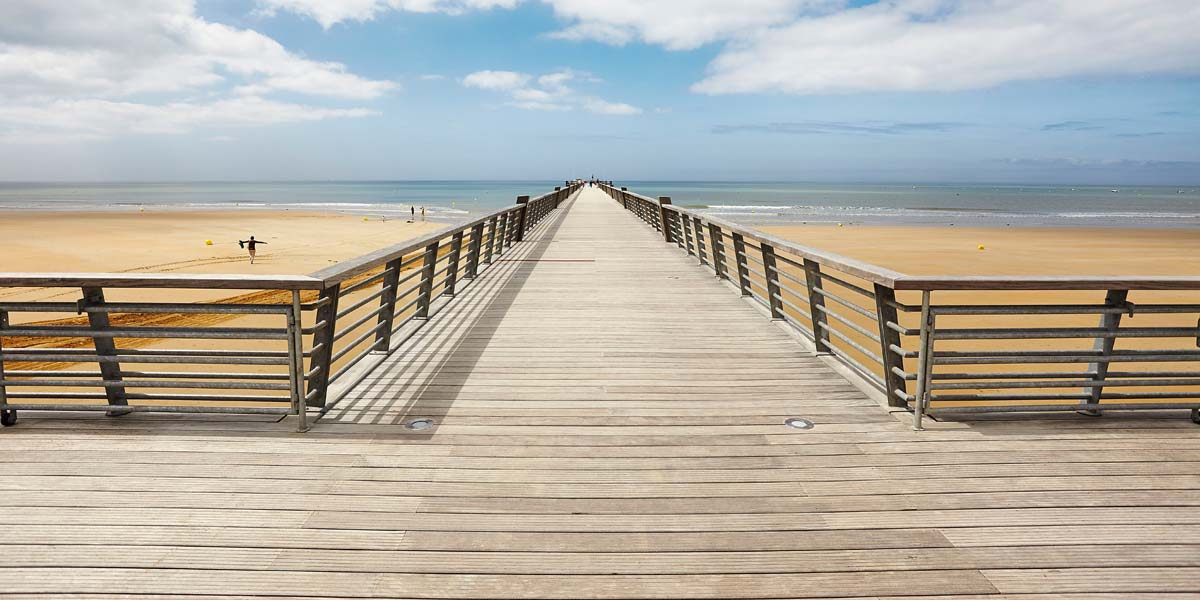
[1,181,1197,228]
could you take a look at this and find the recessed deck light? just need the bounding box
[784,418,815,430]
[405,418,434,430]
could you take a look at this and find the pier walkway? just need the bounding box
[1,187,1198,598]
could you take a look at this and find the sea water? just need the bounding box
[1,181,1197,227]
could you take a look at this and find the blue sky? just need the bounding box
[1,0,1198,184]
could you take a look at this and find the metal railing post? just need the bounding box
[80,286,129,415]
[658,197,673,242]
[0,310,8,424]
[803,259,831,352]
[681,213,694,255]
[307,284,340,409]
[620,187,628,210]
[554,187,562,208]
[373,258,402,352]
[874,284,908,407]
[731,233,752,296]
[708,224,727,279]
[484,216,498,264]
[515,196,530,242]
[1082,289,1129,415]
[414,241,440,319]
[465,222,484,279]
[287,291,308,432]
[912,291,934,431]
[444,232,464,298]
[693,217,708,266]
[761,243,784,319]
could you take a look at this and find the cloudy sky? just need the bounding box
[1,0,1198,183]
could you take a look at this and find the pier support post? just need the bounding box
[620,188,628,210]
[761,243,784,319]
[709,224,727,279]
[1081,289,1129,415]
[730,234,752,297]
[658,197,673,243]
[515,196,530,242]
[554,187,562,208]
[308,284,340,409]
[693,217,708,266]
[0,310,9,423]
[415,241,440,319]
[803,259,831,352]
[874,284,907,407]
[374,258,402,352]
[484,217,498,264]
[465,222,484,279]
[444,232,464,298]
[81,287,129,415]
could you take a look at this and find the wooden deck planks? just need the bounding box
[0,186,1197,598]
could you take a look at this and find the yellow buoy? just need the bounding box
[205,239,213,246]
[363,217,370,221]
[837,223,843,227]
[978,244,985,250]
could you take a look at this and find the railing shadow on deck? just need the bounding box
[598,182,1200,430]
[322,193,577,428]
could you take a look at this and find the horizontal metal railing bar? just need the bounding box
[330,321,388,363]
[896,275,1200,291]
[931,402,1200,413]
[4,392,291,402]
[891,366,917,381]
[814,303,881,342]
[934,370,1200,380]
[886,320,916,336]
[817,322,885,365]
[932,391,1200,402]
[930,303,1200,315]
[935,327,1200,340]
[776,310,815,338]
[821,343,887,390]
[392,293,427,321]
[776,295,813,321]
[335,285,392,319]
[893,388,917,403]
[0,353,289,366]
[0,326,288,340]
[0,273,322,290]
[769,264,808,288]
[0,376,290,391]
[301,319,328,336]
[0,347,289,357]
[332,302,391,341]
[6,370,289,380]
[935,348,1200,358]
[0,403,292,415]
[931,378,1200,390]
[816,271,876,300]
[889,343,918,359]
[0,302,291,315]
[813,288,878,319]
[338,268,394,296]
[328,339,379,385]
[936,354,1200,365]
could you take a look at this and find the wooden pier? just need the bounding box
[0,186,1198,598]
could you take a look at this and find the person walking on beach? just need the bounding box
[409,206,415,223]
[238,236,267,264]
[421,206,426,221]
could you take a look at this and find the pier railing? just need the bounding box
[0,183,580,430]
[599,182,1200,428]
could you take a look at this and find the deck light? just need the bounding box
[405,418,434,430]
[784,418,815,430]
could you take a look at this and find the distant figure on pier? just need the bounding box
[238,236,267,264]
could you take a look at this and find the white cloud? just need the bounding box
[462,70,533,91]
[694,0,1200,94]
[0,0,392,141]
[257,0,518,28]
[258,0,1200,96]
[581,98,641,116]
[0,97,376,143]
[462,68,640,115]
[543,0,836,50]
